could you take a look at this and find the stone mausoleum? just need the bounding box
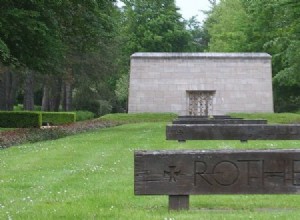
[128,53,274,116]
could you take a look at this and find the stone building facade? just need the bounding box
[128,53,273,116]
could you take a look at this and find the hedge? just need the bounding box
[0,111,76,128]
[41,112,76,125]
[0,111,42,128]
[75,111,95,121]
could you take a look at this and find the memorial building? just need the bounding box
[128,53,274,116]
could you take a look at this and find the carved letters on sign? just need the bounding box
[193,159,300,187]
[134,150,300,195]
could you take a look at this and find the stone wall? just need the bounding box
[128,53,274,115]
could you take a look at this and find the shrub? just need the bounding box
[98,100,112,116]
[100,113,178,123]
[0,119,119,148]
[26,128,68,143]
[0,111,42,128]
[75,111,95,121]
[13,104,42,111]
[74,99,112,117]
[13,104,24,111]
[41,112,76,125]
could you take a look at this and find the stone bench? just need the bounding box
[166,124,300,142]
[134,150,300,210]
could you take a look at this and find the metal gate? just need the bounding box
[187,91,215,116]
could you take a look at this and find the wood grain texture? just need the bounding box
[178,115,232,119]
[169,195,189,210]
[172,119,267,124]
[134,150,300,195]
[166,124,300,140]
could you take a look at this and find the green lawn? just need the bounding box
[230,112,300,124]
[0,128,14,132]
[1,114,300,219]
[0,128,13,131]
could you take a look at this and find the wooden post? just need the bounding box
[169,195,189,211]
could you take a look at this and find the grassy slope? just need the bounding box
[1,113,300,219]
[0,128,14,132]
[230,112,300,124]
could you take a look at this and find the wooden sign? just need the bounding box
[135,150,300,209]
[172,119,267,124]
[166,124,300,141]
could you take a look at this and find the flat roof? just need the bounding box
[131,52,271,59]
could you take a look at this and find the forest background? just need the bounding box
[0,0,299,116]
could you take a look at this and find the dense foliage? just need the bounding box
[205,0,300,112]
[0,0,299,113]
[0,0,120,114]
[41,112,76,125]
[0,111,42,128]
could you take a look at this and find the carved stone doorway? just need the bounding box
[187,91,215,116]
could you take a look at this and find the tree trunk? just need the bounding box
[62,68,73,111]
[0,69,18,111]
[42,83,50,111]
[64,81,72,111]
[0,72,6,110]
[23,70,35,111]
[7,71,17,111]
[52,77,62,111]
[61,81,72,111]
[41,75,62,111]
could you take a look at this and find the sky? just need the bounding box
[175,0,211,22]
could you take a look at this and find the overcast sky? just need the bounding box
[176,0,211,22]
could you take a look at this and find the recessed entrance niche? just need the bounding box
[187,91,216,116]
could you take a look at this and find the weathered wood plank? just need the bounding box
[178,115,232,119]
[166,124,300,140]
[172,119,267,124]
[169,195,189,210]
[134,150,300,195]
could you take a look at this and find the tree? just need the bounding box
[54,0,119,111]
[116,0,192,110]
[0,1,64,71]
[242,0,300,111]
[270,1,300,111]
[115,73,129,111]
[204,0,300,112]
[0,1,120,113]
[206,0,250,52]
[185,16,209,52]
[0,1,65,110]
[121,0,191,54]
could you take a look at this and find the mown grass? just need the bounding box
[101,112,177,123]
[1,113,300,219]
[0,128,14,132]
[230,112,300,124]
